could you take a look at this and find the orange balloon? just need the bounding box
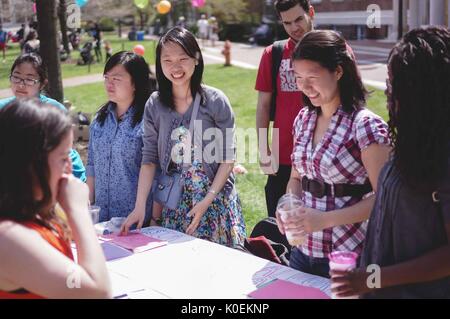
[133,44,145,56]
[157,0,171,15]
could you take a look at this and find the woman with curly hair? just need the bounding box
[331,26,450,299]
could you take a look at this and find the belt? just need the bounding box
[301,176,372,198]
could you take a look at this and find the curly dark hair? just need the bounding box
[292,30,368,113]
[387,26,450,192]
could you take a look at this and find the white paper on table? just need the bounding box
[109,270,171,299]
[108,271,147,298]
[140,227,188,243]
[127,289,170,299]
[282,272,331,295]
[243,260,331,296]
[107,233,331,299]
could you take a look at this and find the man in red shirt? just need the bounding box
[255,0,315,217]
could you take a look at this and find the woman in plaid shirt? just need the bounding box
[276,30,391,278]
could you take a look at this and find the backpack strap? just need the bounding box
[270,39,288,121]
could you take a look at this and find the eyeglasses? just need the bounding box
[9,75,40,86]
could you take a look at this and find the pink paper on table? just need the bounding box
[248,279,330,299]
[101,231,168,253]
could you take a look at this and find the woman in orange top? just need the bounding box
[0,99,111,299]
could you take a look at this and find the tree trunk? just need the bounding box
[36,0,64,103]
[118,18,122,38]
[58,0,71,55]
[139,9,145,30]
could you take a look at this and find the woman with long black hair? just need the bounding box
[331,26,450,299]
[277,30,391,277]
[121,27,246,248]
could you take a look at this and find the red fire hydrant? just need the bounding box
[221,40,231,66]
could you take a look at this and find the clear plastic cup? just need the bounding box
[329,251,359,299]
[276,193,305,246]
[88,205,101,224]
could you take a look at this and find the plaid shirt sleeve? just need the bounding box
[354,111,390,151]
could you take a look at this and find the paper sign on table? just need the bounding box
[248,279,330,299]
[101,231,168,253]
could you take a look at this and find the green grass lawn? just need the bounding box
[66,64,388,235]
[0,33,156,89]
[366,87,388,121]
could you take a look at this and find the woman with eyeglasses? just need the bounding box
[86,51,155,223]
[0,53,86,182]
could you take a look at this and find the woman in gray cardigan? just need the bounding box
[120,27,246,248]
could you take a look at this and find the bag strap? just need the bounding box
[188,93,201,138]
[270,39,288,121]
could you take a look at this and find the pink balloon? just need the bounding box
[191,0,205,8]
[133,44,145,56]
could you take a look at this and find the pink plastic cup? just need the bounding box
[329,251,359,299]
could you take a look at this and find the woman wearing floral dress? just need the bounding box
[121,27,246,248]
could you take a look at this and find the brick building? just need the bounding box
[264,0,450,40]
[311,0,392,39]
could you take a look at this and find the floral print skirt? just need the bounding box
[161,160,246,248]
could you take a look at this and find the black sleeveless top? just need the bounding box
[361,158,450,298]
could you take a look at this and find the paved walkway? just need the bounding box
[0,38,392,99]
[201,38,390,90]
